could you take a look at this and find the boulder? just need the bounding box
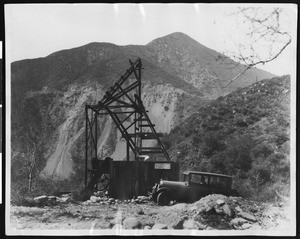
[230,217,248,226]
[238,211,257,222]
[137,196,149,201]
[58,197,71,203]
[241,223,252,230]
[48,196,57,201]
[222,204,234,217]
[152,223,168,229]
[216,199,225,206]
[205,205,214,213]
[123,217,142,229]
[90,196,101,203]
[183,219,199,230]
[33,195,49,204]
[235,206,243,212]
[214,205,223,214]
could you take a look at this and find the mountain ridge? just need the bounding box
[11,32,277,183]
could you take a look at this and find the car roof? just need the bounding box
[183,171,232,178]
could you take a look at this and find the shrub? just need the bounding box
[203,132,225,157]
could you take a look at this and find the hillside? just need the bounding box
[165,75,290,201]
[10,32,277,198]
[127,32,274,99]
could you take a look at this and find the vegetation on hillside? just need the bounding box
[10,33,285,205]
[165,76,290,201]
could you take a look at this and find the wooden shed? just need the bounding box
[90,160,179,200]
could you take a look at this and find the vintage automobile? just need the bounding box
[151,171,239,205]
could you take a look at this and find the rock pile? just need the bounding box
[190,194,261,230]
[82,195,151,206]
[33,193,72,206]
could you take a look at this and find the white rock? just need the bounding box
[48,196,57,200]
[230,217,248,226]
[90,196,98,202]
[238,211,257,222]
[241,223,252,230]
[222,204,234,217]
[59,197,71,203]
[33,195,48,202]
[137,196,149,201]
[152,223,168,229]
[183,219,199,230]
[216,199,225,206]
[235,206,243,212]
[123,217,142,229]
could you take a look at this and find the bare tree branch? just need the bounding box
[222,7,292,88]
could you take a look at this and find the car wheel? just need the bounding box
[157,191,170,206]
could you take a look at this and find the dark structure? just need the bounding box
[151,171,239,205]
[85,58,179,199]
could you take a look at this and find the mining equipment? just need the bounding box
[85,58,179,199]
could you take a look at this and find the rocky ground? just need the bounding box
[9,193,292,234]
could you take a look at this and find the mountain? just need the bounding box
[165,75,290,200]
[11,32,276,189]
[126,32,274,98]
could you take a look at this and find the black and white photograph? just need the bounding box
[1,40,2,205]
[5,3,296,236]
[0,41,2,105]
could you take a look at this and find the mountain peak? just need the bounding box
[147,32,195,46]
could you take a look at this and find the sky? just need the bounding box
[5,3,297,75]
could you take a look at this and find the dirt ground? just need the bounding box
[9,194,293,235]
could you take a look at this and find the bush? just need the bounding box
[203,132,225,157]
[235,178,255,198]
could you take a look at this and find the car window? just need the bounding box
[190,174,208,184]
[210,176,227,187]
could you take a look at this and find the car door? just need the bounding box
[187,175,210,202]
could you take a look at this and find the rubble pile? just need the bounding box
[11,193,291,231]
[82,194,151,206]
[32,193,73,206]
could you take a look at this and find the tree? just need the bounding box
[222,6,292,87]
[11,125,41,194]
